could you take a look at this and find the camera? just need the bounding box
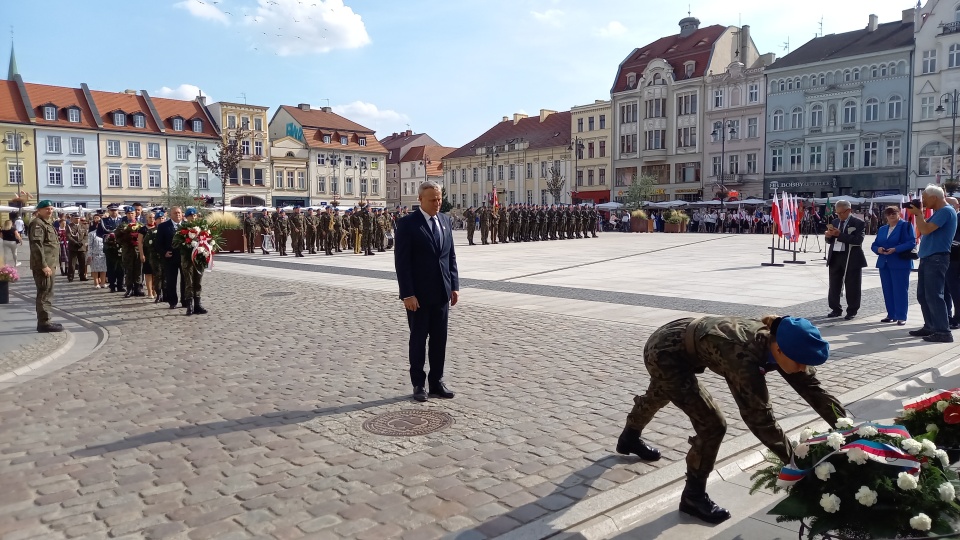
[902,199,921,209]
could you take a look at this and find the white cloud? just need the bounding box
[245,0,370,56]
[174,0,229,25]
[332,101,410,135]
[531,9,564,26]
[597,21,627,38]
[154,84,212,102]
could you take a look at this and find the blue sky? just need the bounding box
[6,0,913,148]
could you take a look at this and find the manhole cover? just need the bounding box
[362,409,454,437]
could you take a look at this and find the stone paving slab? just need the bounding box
[0,285,69,378]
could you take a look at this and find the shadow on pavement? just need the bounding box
[70,395,409,457]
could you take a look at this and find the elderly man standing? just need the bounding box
[65,213,88,282]
[825,199,867,320]
[28,201,64,333]
[908,185,958,342]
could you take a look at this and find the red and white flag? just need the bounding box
[772,191,783,237]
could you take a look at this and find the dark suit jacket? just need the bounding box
[394,211,459,306]
[825,215,867,268]
[156,220,180,257]
[870,220,916,270]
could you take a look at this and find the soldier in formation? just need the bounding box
[117,206,145,298]
[243,210,258,254]
[258,209,273,254]
[463,206,476,245]
[319,206,334,255]
[305,208,318,254]
[479,205,491,245]
[289,205,306,257]
[272,207,289,256]
[180,208,208,316]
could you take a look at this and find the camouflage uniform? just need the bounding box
[318,210,333,255]
[625,316,844,478]
[350,210,363,254]
[272,211,289,256]
[490,207,499,244]
[257,211,272,254]
[28,213,59,327]
[497,206,509,243]
[359,207,375,256]
[305,210,318,254]
[289,209,306,257]
[243,213,257,253]
[463,207,476,245]
[479,206,490,245]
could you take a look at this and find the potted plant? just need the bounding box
[631,209,648,232]
[750,417,960,539]
[206,212,243,253]
[897,389,960,463]
[944,180,960,197]
[664,210,685,233]
[0,264,18,304]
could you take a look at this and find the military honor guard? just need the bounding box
[97,203,125,292]
[289,206,306,257]
[117,206,145,297]
[180,208,208,316]
[242,210,258,254]
[28,201,64,332]
[65,213,88,282]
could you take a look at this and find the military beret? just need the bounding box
[185,208,198,217]
[154,210,165,218]
[36,200,53,209]
[293,205,301,209]
[107,203,120,210]
[776,317,829,366]
[125,206,136,213]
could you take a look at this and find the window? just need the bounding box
[864,98,879,122]
[46,166,60,186]
[198,173,208,190]
[330,176,338,194]
[345,176,352,194]
[576,170,584,186]
[255,169,264,186]
[192,119,202,132]
[677,94,698,115]
[177,144,189,161]
[148,142,160,159]
[323,135,331,144]
[787,79,794,90]
[728,155,739,174]
[316,175,326,193]
[43,106,56,121]
[108,168,121,187]
[844,70,852,82]
[791,107,803,129]
[746,153,757,174]
[340,136,348,145]
[297,171,305,190]
[809,145,823,171]
[677,127,697,148]
[599,114,606,129]
[645,98,666,118]
[344,155,353,167]
[241,168,251,185]
[275,170,283,188]
[129,169,142,188]
[227,115,237,129]
[599,169,606,184]
[878,139,901,168]
[254,117,263,131]
[712,156,722,177]
[923,50,937,74]
[106,139,120,156]
[68,108,80,123]
[588,116,595,130]
[241,117,249,129]
[473,193,479,207]
[71,167,86,187]
[486,165,493,181]
[359,137,366,147]
[577,118,584,132]
[241,140,250,155]
[526,190,533,204]
[770,148,783,172]
[4,133,21,151]
[497,164,504,180]
[842,142,857,169]
[461,169,467,183]
[863,140,878,167]
[748,83,759,103]
[620,102,638,123]
[254,140,263,156]
[645,130,666,150]
[853,68,860,81]
[843,101,857,124]
[789,146,802,171]
[778,79,785,92]
[47,135,61,154]
[747,117,758,138]
[922,96,936,120]
[599,140,606,157]
[810,104,823,128]
[178,172,189,188]
[67,136,84,155]
[880,64,888,76]
[772,109,784,131]
[541,161,547,177]
[888,95,903,120]
[114,112,126,126]
[148,169,161,188]
[713,89,724,108]
[128,141,141,158]
[509,163,516,180]
[620,134,638,153]
[472,167,478,182]
[286,171,295,189]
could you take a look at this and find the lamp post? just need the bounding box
[710,120,737,201]
[355,161,367,204]
[485,143,499,206]
[936,90,960,192]
[4,131,31,202]
[568,137,584,203]
[329,153,341,207]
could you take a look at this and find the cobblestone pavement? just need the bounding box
[0,293,69,377]
[0,263,916,540]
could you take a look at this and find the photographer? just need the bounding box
[907,185,958,343]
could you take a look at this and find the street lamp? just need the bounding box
[936,90,960,188]
[710,120,737,201]
[329,153,341,207]
[355,161,367,204]
[484,143,499,205]
[568,137,585,203]
[4,131,31,201]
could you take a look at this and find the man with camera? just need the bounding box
[907,185,958,343]
[825,200,866,320]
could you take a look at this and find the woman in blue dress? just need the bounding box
[870,205,916,325]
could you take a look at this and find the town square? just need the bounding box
[7,0,960,539]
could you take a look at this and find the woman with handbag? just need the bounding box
[870,205,916,325]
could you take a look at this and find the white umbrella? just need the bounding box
[870,194,908,204]
[596,202,623,210]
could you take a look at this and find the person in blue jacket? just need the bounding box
[871,205,916,325]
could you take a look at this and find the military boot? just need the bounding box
[616,427,661,461]
[678,473,731,524]
[133,284,146,297]
[185,299,194,316]
[193,297,208,315]
[123,285,133,298]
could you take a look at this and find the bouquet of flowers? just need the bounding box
[0,264,19,282]
[750,417,960,539]
[172,218,217,271]
[114,221,142,248]
[897,389,960,456]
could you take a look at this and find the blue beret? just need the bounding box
[776,317,829,366]
[154,211,165,218]
[124,206,135,213]
[294,205,301,209]
[185,208,198,217]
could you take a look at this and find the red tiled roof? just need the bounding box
[0,80,30,125]
[379,132,438,164]
[149,96,219,139]
[611,24,726,93]
[301,127,388,153]
[279,105,374,133]
[22,82,99,130]
[88,90,163,134]
[401,145,457,176]
[444,111,572,160]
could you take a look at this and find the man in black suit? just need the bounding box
[825,200,867,320]
[394,181,460,402]
[156,206,186,311]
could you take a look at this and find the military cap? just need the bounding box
[107,203,120,210]
[185,208,198,217]
[293,205,301,209]
[95,209,105,215]
[70,213,80,218]
[36,200,53,209]
[776,317,829,366]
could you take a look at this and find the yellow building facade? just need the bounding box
[570,100,613,203]
[207,101,271,206]
[0,123,36,206]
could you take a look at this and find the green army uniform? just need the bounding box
[350,210,363,254]
[319,211,333,255]
[28,209,61,330]
[274,211,289,256]
[464,208,476,245]
[305,211,318,254]
[289,210,305,257]
[508,206,519,242]
[375,211,388,252]
[588,208,598,237]
[180,213,208,316]
[144,223,164,303]
[538,207,547,240]
[490,208,499,244]
[359,207,375,256]
[338,212,349,252]
[479,206,490,245]
[242,214,257,253]
[498,206,509,243]
[117,218,144,297]
[65,219,88,281]
[257,212,272,254]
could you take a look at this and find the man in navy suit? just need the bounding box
[825,200,867,320]
[156,206,186,311]
[394,181,460,402]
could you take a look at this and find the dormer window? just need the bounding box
[340,136,348,145]
[114,112,126,126]
[43,106,57,121]
[627,73,637,88]
[133,114,145,128]
[67,108,80,123]
[684,62,696,78]
[359,137,366,146]
[323,134,331,144]
[192,119,202,133]
[172,118,184,131]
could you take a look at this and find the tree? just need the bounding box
[161,183,203,215]
[625,174,657,209]
[200,127,247,213]
[440,196,453,213]
[546,165,565,204]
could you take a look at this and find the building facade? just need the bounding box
[207,101,272,206]
[268,104,387,208]
[764,12,914,198]
[0,79,37,208]
[569,100,613,204]
[610,17,761,202]
[398,145,455,208]
[379,130,439,207]
[268,136,310,207]
[151,95,221,205]
[442,110,573,210]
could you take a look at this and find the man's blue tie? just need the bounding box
[430,216,441,249]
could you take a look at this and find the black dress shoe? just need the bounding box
[910,328,935,337]
[827,311,842,318]
[844,313,857,320]
[37,322,64,333]
[924,333,955,343]
[951,323,960,330]
[616,427,661,461]
[413,386,428,402]
[897,320,907,326]
[428,383,455,399]
[880,318,893,323]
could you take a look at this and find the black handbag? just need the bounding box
[898,223,919,260]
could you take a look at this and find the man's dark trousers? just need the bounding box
[828,251,862,314]
[407,303,448,389]
[163,255,185,307]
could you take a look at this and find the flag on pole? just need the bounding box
[492,188,498,208]
[825,197,832,218]
[772,191,782,237]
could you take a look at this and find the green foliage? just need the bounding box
[664,209,690,224]
[440,196,453,213]
[631,209,647,220]
[897,395,960,448]
[546,165,565,203]
[625,174,657,210]
[161,183,201,214]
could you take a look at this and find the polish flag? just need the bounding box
[772,191,783,237]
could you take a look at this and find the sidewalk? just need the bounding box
[559,358,960,540]
[0,285,69,380]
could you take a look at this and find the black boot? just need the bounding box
[193,297,208,315]
[123,286,133,298]
[134,284,145,297]
[185,299,194,316]
[616,427,661,461]
[678,473,731,524]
